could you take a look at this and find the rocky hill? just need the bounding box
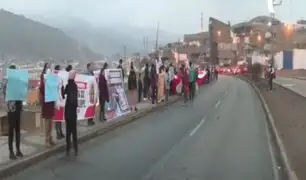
[0,10,102,61]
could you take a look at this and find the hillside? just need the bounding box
[0,10,102,61]
[32,16,180,56]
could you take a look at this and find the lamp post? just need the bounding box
[265,0,283,66]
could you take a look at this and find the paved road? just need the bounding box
[8,76,276,180]
[274,77,306,97]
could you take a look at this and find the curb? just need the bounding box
[237,76,298,180]
[0,96,181,179]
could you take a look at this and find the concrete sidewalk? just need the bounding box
[0,97,180,178]
[274,77,306,97]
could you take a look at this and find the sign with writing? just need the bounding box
[53,71,98,121]
[103,69,130,120]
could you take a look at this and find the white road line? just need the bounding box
[189,117,206,136]
[224,91,227,95]
[214,100,221,108]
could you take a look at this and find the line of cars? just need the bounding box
[216,66,248,75]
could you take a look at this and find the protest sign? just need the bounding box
[53,71,98,121]
[44,74,59,102]
[103,69,130,120]
[5,69,29,101]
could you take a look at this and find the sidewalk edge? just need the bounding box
[0,97,180,179]
[237,76,298,180]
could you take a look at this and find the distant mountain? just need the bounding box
[31,16,180,56]
[0,10,102,61]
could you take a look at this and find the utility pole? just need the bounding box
[146,36,149,52]
[201,12,204,32]
[123,45,127,61]
[155,22,160,55]
[143,36,146,50]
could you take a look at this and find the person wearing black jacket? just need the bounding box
[128,62,137,111]
[117,59,125,80]
[143,63,150,100]
[99,63,109,121]
[5,65,24,160]
[63,70,78,156]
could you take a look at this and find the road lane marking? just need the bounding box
[214,100,221,108]
[189,117,206,136]
[224,91,227,95]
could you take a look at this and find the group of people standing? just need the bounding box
[4,62,79,159]
[4,59,208,160]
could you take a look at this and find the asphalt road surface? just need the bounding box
[8,76,276,180]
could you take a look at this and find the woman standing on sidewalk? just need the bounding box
[63,70,79,156]
[39,63,56,148]
[150,64,157,104]
[128,62,138,111]
[54,65,65,140]
[4,65,24,160]
[99,63,109,121]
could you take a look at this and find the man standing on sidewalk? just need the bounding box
[267,63,275,91]
[85,63,95,126]
[188,62,196,100]
[117,59,125,81]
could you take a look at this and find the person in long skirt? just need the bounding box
[39,63,56,148]
[63,70,78,156]
[128,62,138,111]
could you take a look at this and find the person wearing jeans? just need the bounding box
[5,65,24,160]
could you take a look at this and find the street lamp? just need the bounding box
[217,30,221,37]
[257,34,262,42]
[266,0,283,66]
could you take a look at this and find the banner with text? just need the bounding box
[53,70,98,121]
[103,69,130,120]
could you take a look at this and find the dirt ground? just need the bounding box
[246,76,306,180]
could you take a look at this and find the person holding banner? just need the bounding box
[85,63,95,126]
[4,65,24,160]
[99,63,109,121]
[63,70,79,156]
[54,65,65,140]
[39,63,56,148]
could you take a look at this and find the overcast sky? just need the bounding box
[0,0,304,34]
